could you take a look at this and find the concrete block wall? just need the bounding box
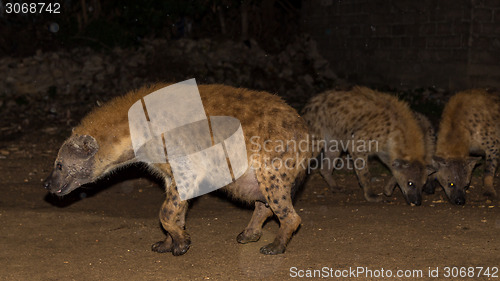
[302,0,500,90]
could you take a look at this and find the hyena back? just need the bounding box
[43,83,314,255]
[302,86,428,205]
[431,89,500,205]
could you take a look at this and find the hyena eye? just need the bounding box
[448,182,455,188]
[407,181,414,187]
[56,163,63,170]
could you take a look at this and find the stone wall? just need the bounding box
[302,0,500,90]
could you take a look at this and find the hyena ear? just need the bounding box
[431,156,446,169]
[392,159,409,169]
[426,164,437,175]
[466,156,481,170]
[70,135,99,159]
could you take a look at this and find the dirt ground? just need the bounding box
[1,132,499,281]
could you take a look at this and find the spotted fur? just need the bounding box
[302,86,428,205]
[431,89,500,205]
[44,83,314,255]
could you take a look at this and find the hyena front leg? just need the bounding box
[383,177,397,196]
[423,175,437,194]
[319,149,343,191]
[259,170,302,255]
[351,153,382,202]
[237,201,273,244]
[151,183,191,256]
[483,151,498,198]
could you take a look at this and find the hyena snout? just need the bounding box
[43,171,75,196]
[443,184,467,205]
[450,190,466,205]
[43,172,57,191]
[454,196,465,205]
[405,192,422,206]
[43,177,51,190]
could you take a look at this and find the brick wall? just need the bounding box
[302,0,500,90]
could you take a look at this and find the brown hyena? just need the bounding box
[429,89,500,205]
[302,86,428,205]
[43,83,314,255]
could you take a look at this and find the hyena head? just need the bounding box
[431,156,480,205]
[391,159,427,206]
[43,134,99,196]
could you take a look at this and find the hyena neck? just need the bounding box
[72,123,137,180]
[436,120,470,159]
[436,137,470,159]
[97,140,137,177]
[72,83,174,180]
[92,132,137,179]
[389,129,426,164]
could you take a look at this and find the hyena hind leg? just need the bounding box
[319,149,344,192]
[237,201,273,244]
[258,173,302,255]
[152,187,191,256]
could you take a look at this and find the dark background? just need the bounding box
[3,0,499,137]
[0,2,499,280]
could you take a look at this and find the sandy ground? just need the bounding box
[0,135,499,281]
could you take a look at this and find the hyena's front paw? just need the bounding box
[364,193,383,203]
[260,241,286,255]
[383,186,394,197]
[237,230,262,244]
[171,239,191,256]
[151,236,191,256]
[151,239,173,253]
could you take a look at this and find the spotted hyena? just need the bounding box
[43,83,314,255]
[302,86,428,205]
[385,111,436,197]
[428,89,500,205]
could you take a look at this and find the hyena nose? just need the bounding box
[454,197,465,205]
[43,179,51,190]
[413,200,421,206]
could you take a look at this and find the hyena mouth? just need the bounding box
[56,183,70,195]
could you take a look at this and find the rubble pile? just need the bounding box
[0,35,450,140]
[1,34,339,107]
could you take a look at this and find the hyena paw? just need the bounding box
[171,239,191,256]
[364,193,383,203]
[260,241,286,255]
[151,240,173,253]
[237,230,262,244]
[383,188,393,197]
